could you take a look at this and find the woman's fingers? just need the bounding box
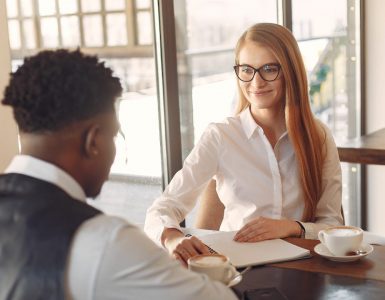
[234,217,286,242]
[234,217,263,241]
[235,227,268,242]
[243,232,271,243]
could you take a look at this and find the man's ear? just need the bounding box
[84,124,100,158]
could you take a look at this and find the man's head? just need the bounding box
[1,49,122,197]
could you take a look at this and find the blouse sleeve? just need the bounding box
[301,123,344,239]
[144,124,222,244]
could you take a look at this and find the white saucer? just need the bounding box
[314,243,373,262]
[227,272,242,287]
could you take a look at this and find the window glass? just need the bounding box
[83,15,104,47]
[8,20,21,49]
[136,0,151,9]
[81,0,101,13]
[41,17,59,47]
[106,13,127,46]
[20,0,33,17]
[137,11,152,45]
[6,0,18,18]
[38,0,56,16]
[61,16,80,47]
[5,0,162,224]
[105,0,126,11]
[100,56,162,223]
[173,0,277,225]
[58,0,78,14]
[23,19,36,49]
[292,0,361,226]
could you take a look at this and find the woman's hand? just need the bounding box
[233,217,302,242]
[162,228,211,267]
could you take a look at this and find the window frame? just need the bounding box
[153,0,365,228]
[7,0,153,59]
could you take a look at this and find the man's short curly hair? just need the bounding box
[2,49,122,133]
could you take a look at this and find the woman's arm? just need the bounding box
[144,125,222,263]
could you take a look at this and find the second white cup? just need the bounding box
[318,226,363,256]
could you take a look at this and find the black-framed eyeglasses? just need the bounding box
[233,63,281,82]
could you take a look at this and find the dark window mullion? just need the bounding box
[55,0,63,47]
[101,0,107,47]
[282,0,292,31]
[78,0,85,47]
[32,0,43,49]
[152,0,182,189]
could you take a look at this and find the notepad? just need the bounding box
[197,231,311,268]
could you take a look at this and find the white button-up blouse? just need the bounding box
[144,108,343,242]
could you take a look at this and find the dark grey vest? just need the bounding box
[0,173,101,300]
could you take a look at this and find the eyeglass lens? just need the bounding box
[234,64,280,82]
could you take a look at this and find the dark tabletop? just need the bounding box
[231,238,385,300]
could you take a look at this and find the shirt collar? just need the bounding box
[239,107,262,139]
[239,107,288,141]
[5,155,86,202]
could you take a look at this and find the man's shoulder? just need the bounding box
[81,214,134,229]
[75,214,140,242]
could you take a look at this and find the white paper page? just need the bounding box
[198,231,310,267]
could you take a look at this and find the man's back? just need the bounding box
[0,49,237,300]
[0,173,100,300]
[0,163,237,300]
[67,214,237,300]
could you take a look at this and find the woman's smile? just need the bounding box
[248,89,273,96]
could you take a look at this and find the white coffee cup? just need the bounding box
[318,226,363,256]
[187,254,236,284]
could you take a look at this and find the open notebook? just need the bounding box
[192,230,310,268]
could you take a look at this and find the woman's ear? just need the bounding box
[84,124,100,158]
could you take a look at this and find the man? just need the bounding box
[0,49,237,300]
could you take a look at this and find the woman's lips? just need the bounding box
[249,90,272,95]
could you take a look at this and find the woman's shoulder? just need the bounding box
[313,118,338,151]
[206,115,242,133]
[314,118,334,138]
[201,116,246,144]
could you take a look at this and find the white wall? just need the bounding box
[0,0,18,171]
[365,0,385,234]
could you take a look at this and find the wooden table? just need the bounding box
[337,128,385,165]
[231,238,385,299]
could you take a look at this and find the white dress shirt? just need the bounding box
[145,108,343,242]
[6,155,237,300]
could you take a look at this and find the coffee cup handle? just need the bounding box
[318,231,326,245]
[224,265,237,283]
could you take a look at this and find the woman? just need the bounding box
[144,23,343,266]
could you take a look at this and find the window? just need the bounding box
[173,0,278,225]
[292,0,362,226]
[6,0,152,58]
[174,0,277,160]
[5,0,161,224]
[4,0,363,227]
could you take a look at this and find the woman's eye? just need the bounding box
[241,66,253,74]
[263,65,278,73]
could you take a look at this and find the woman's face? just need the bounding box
[237,41,285,113]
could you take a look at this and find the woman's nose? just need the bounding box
[250,72,266,87]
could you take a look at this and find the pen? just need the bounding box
[185,233,218,254]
